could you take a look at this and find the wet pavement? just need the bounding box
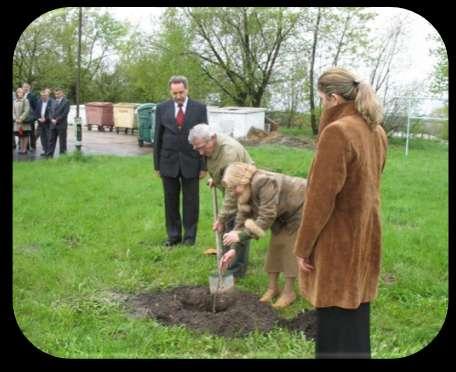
[13,125,153,161]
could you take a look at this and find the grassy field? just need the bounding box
[12,138,448,358]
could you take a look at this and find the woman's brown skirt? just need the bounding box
[264,229,298,277]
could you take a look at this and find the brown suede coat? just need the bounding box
[294,102,388,309]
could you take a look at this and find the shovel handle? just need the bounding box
[211,187,223,273]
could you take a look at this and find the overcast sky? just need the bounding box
[109,7,438,94]
[106,7,443,87]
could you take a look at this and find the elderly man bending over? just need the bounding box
[188,124,253,278]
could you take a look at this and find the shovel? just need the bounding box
[209,187,234,310]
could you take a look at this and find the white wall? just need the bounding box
[207,106,265,139]
[68,105,87,126]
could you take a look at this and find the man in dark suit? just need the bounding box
[34,89,54,156]
[22,82,38,150]
[47,88,70,158]
[154,76,208,247]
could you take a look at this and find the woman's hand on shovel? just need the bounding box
[223,231,240,246]
[220,249,236,272]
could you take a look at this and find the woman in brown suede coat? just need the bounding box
[294,68,387,359]
[219,162,307,309]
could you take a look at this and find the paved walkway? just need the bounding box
[13,125,153,161]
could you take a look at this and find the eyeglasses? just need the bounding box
[192,141,209,151]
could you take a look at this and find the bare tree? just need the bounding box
[183,7,301,107]
[369,15,408,93]
[308,7,322,135]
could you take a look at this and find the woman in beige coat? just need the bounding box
[220,162,307,309]
[13,87,31,154]
[294,68,388,358]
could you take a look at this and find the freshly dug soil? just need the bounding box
[125,285,316,339]
[240,128,315,149]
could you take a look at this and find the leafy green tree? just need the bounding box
[118,8,214,104]
[13,7,129,102]
[429,34,448,95]
[181,7,301,107]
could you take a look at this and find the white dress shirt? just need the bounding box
[174,97,188,118]
[40,100,48,119]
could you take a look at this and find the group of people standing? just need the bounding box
[13,83,70,158]
[154,69,387,358]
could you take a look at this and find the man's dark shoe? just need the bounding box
[182,238,195,246]
[163,238,181,247]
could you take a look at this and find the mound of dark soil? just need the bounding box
[241,129,314,149]
[125,285,316,339]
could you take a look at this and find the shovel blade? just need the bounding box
[209,273,234,294]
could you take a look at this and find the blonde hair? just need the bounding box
[222,162,257,189]
[318,67,384,128]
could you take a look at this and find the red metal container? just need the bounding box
[85,102,114,131]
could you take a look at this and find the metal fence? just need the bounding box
[386,97,448,156]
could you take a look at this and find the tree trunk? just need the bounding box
[332,13,351,66]
[309,8,321,136]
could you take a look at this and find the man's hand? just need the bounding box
[38,118,44,123]
[51,119,57,124]
[297,256,314,272]
[223,231,240,246]
[199,170,207,179]
[212,219,224,233]
[220,249,236,272]
[155,170,161,177]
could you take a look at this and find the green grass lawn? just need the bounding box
[12,138,448,358]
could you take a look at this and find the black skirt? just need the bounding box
[316,302,371,359]
[14,130,32,138]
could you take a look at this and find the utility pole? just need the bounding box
[75,7,83,152]
[405,97,410,157]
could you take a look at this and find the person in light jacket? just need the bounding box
[189,124,254,278]
[13,87,31,154]
[220,162,307,309]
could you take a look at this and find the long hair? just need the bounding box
[318,67,384,128]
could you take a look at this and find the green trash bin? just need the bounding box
[137,103,157,147]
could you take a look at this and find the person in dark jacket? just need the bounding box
[47,88,70,158]
[34,89,54,156]
[153,76,208,246]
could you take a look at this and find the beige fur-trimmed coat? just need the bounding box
[294,102,388,309]
[234,170,307,238]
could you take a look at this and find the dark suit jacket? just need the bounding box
[35,98,54,124]
[26,92,38,112]
[154,98,208,179]
[51,97,70,125]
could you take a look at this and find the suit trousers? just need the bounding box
[316,302,371,359]
[29,121,36,149]
[161,173,199,242]
[47,122,68,156]
[222,215,250,277]
[36,122,50,153]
